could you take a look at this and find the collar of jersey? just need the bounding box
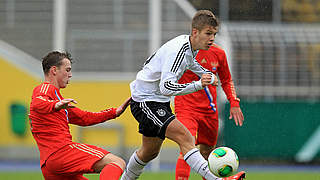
[186,35,198,59]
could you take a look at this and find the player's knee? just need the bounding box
[114,157,126,170]
[93,154,126,172]
[102,156,126,171]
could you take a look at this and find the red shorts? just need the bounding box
[176,110,219,146]
[41,142,109,180]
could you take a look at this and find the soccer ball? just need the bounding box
[208,147,239,177]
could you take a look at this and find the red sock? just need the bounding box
[175,154,191,180]
[100,163,123,180]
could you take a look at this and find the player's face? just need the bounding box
[192,25,217,50]
[56,58,72,89]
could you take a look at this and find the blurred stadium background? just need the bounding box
[0,0,319,179]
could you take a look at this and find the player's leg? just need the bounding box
[41,163,66,180]
[197,113,219,180]
[198,115,246,180]
[166,119,221,180]
[137,136,164,162]
[121,100,172,180]
[121,136,163,180]
[198,144,215,180]
[176,152,191,180]
[92,153,126,180]
[41,164,89,180]
[175,110,197,180]
[44,142,123,180]
[199,144,215,160]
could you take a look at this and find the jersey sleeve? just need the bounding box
[159,52,204,96]
[218,51,240,107]
[68,107,117,126]
[30,85,59,114]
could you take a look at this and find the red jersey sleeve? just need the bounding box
[217,49,240,108]
[30,83,59,114]
[68,107,117,126]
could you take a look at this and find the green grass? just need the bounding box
[0,171,319,180]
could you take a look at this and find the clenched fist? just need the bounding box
[200,73,218,87]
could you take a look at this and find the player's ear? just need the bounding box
[50,66,57,75]
[191,28,199,37]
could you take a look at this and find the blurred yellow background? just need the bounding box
[0,56,176,150]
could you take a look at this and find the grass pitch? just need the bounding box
[0,171,319,180]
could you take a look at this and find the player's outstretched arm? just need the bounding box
[115,97,132,117]
[55,98,77,111]
[229,107,244,126]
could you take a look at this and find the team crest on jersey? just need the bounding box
[201,58,207,64]
[211,62,218,72]
[156,109,166,116]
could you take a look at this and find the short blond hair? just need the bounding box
[191,10,219,31]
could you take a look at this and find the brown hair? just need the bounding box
[42,51,73,74]
[191,10,219,31]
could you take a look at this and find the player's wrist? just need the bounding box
[230,99,240,108]
[210,73,216,84]
[54,101,61,110]
[194,80,203,91]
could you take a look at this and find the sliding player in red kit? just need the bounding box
[29,51,131,180]
[175,44,244,180]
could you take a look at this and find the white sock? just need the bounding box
[184,148,222,180]
[121,151,147,180]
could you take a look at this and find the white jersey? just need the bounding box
[130,35,211,102]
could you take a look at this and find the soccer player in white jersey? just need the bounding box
[121,10,245,180]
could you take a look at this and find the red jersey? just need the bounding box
[29,82,117,167]
[175,44,240,114]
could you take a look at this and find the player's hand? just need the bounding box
[229,107,244,126]
[55,98,77,110]
[201,73,218,87]
[116,97,132,117]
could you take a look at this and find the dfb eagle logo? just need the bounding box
[156,109,166,116]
